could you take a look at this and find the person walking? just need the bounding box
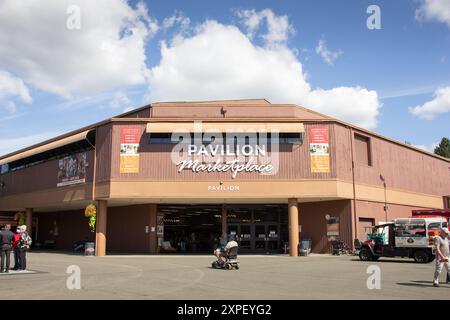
[0,224,15,273]
[18,225,32,271]
[12,227,22,270]
[433,227,450,287]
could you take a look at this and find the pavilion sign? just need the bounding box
[170,123,280,178]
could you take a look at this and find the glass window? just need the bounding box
[149,133,187,144]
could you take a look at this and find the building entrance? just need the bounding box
[158,204,288,254]
[227,205,287,253]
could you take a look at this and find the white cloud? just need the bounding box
[110,90,131,110]
[146,11,381,129]
[306,87,380,128]
[315,39,343,65]
[0,0,157,99]
[163,12,190,31]
[0,70,32,113]
[409,86,450,119]
[0,131,62,156]
[416,0,450,28]
[236,9,294,44]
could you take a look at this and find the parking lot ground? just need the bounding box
[0,252,449,300]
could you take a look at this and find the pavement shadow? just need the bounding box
[397,281,446,288]
[350,258,417,264]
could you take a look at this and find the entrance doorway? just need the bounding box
[227,205,286,253]
[159,205,222,253]
[158,204,288,254]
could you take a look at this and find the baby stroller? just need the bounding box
[212,246,240,270]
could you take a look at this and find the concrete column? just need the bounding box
[25,208,33,231]
[221,205,227,240]
[95,200,107,256]
[288,198,299,257]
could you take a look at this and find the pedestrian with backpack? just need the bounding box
[19,225,32,271]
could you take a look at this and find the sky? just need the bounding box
[0,0,449,156]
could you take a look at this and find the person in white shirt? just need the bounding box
[213,236,238,267]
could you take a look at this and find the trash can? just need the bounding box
[84,242,95,256]
[299,239,312,256]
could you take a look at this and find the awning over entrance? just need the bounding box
[146,121,305,133]
[0,130,91,165]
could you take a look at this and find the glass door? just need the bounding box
[266,224,279,251]
[254,224,267,251]
[239,224,252,250]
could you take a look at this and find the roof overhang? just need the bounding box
[0,130,91,166]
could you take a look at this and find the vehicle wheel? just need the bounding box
[413,250,430,263]
[235,264,239,270]
[225,263,232,270]
[359,248,374,261]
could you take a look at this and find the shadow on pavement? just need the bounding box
[350,258,418,264]
[396,280,445,288]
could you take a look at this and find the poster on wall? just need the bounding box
[309,126,330,173]
[326,216,340,237]
[120,126,140,174]
[57,152,88,187]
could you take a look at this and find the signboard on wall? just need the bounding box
[326,216,340,237]
[120,126,140,174]
[57,152,88,187]
[309,126,330,173]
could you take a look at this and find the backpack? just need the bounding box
[20,232,32,249]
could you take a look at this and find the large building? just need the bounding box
[0,99,449,256]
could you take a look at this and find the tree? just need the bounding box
[434,137,450,159]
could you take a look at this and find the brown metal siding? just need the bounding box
[299,200,352,253]
[107,204,156,253]
[352,131,450,196]
[0,150,94,197]
[35,210,95,250]
[353,200,431,240]
[109,122,338,181]
[95,124,113,183]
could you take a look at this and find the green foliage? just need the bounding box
[88,214,96,233]
[434,137,450,159]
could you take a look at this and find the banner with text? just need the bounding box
[309,126,330,173]
[120,126,140,174]
[57,152,88,187]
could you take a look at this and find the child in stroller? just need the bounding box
[212,237,239,270]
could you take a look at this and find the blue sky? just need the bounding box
[0,0,449,155]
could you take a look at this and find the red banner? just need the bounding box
[121,127,140,144]
[309,126,329,144]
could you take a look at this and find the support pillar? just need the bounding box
[95,200,107,257]
[288,198,299,257]
[221,205,227,241]
[25,208,33,231]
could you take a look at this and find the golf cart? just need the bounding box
[359,217,447,263]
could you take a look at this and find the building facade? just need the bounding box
[0,99,449,256]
